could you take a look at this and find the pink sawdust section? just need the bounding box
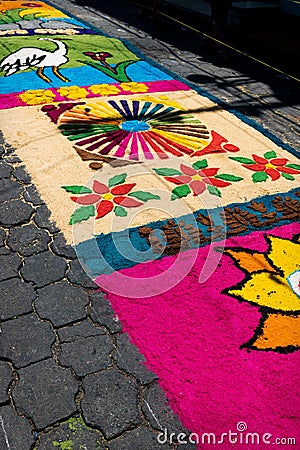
[96,222,300,448]
[0,79,189,109]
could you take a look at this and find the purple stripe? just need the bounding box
[86,130,124,151]
[75,129,120,146]
[132,100,140,118]
[76,134,104,146]
[114,132,133,157]
[120,100,133,119]
[108,100,127,118]
[99,131,128,155]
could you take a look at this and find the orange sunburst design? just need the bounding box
[0,1,68,18]
[224,235,300,352]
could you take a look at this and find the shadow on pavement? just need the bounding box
[74,0,300,127]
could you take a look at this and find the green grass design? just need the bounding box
[0,11,14,24]
[21,12,39,21]
[0,35,139,76]
[78,59,136,82]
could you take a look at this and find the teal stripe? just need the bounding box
[75,188,300,278]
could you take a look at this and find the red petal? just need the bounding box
[252,154,268,164]
[180,164,197,176]
[96,200,113,218]
[270,158,288,166]
[100,52,112,58]
[70,194,100,205]
[111,183,136,195]
[243,164,265,172]
[190,180,206,195]
[93,180,109,194]
[277,166,300,174]
[205,177,231,187]
[195,130,227,156]
[265,168,280,181]
[222,143,239,152]
[113,196,143,207]
[201,167,219,177]
[165,175,191,185]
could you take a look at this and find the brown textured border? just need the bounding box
[139,191,300,256]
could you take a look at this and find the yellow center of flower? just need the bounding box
[265,163,275,169]
[192,174,203,181]
[103,193,114,200]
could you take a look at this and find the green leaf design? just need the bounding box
[263,150,277,159]
[229,157,255,164]
[128,191,160,201]
[207,185,222,197]
[281,172,295,181]
[108,173,127,187]
[62,185,92,194]
[114,60,137,82]
[69,205,95,225]
[252,172,268,183]
[153,168,182,177]
[78,60,136,82]
[171,184,191,200]
[286,164,300,170]
[192,159,208,170]
[5,8,24,23]
[114,206,127,217]
[21,12,37,21]
[214,174,243,182]
[0,11,14,24]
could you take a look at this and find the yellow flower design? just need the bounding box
[35,28,78,35]
[1,29,28,36]
[225,235,300,352]
[119,82,149,93]
[134,94,184,110]
[57,86,88,100]
[18,6,68,19]
[89,84,121,96]
[19,89,56,105]
[35,29,57,35]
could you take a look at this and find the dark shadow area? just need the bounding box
[73,0,300,141]
[151,1,300,78]
[75,0,300,75]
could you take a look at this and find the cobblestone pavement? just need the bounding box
[0,136,194,449]
[0,0,299,449]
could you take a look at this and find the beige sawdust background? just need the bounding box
[0,90,298,243]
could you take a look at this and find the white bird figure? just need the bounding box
[0,38,70,83]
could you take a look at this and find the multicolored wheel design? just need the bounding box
[58,99,211,160]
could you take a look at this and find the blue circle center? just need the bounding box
[121,120,150,132]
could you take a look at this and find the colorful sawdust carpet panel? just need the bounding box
[0,1,299,446]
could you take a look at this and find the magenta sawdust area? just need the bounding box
[0,1,300,447]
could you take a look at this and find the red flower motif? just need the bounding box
[165,163,230,195]
[71,180,142,218]
[83,51,112,62]
[243,154,300,181]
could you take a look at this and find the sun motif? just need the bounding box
[57,99,211,161]
[224,235,300,352]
